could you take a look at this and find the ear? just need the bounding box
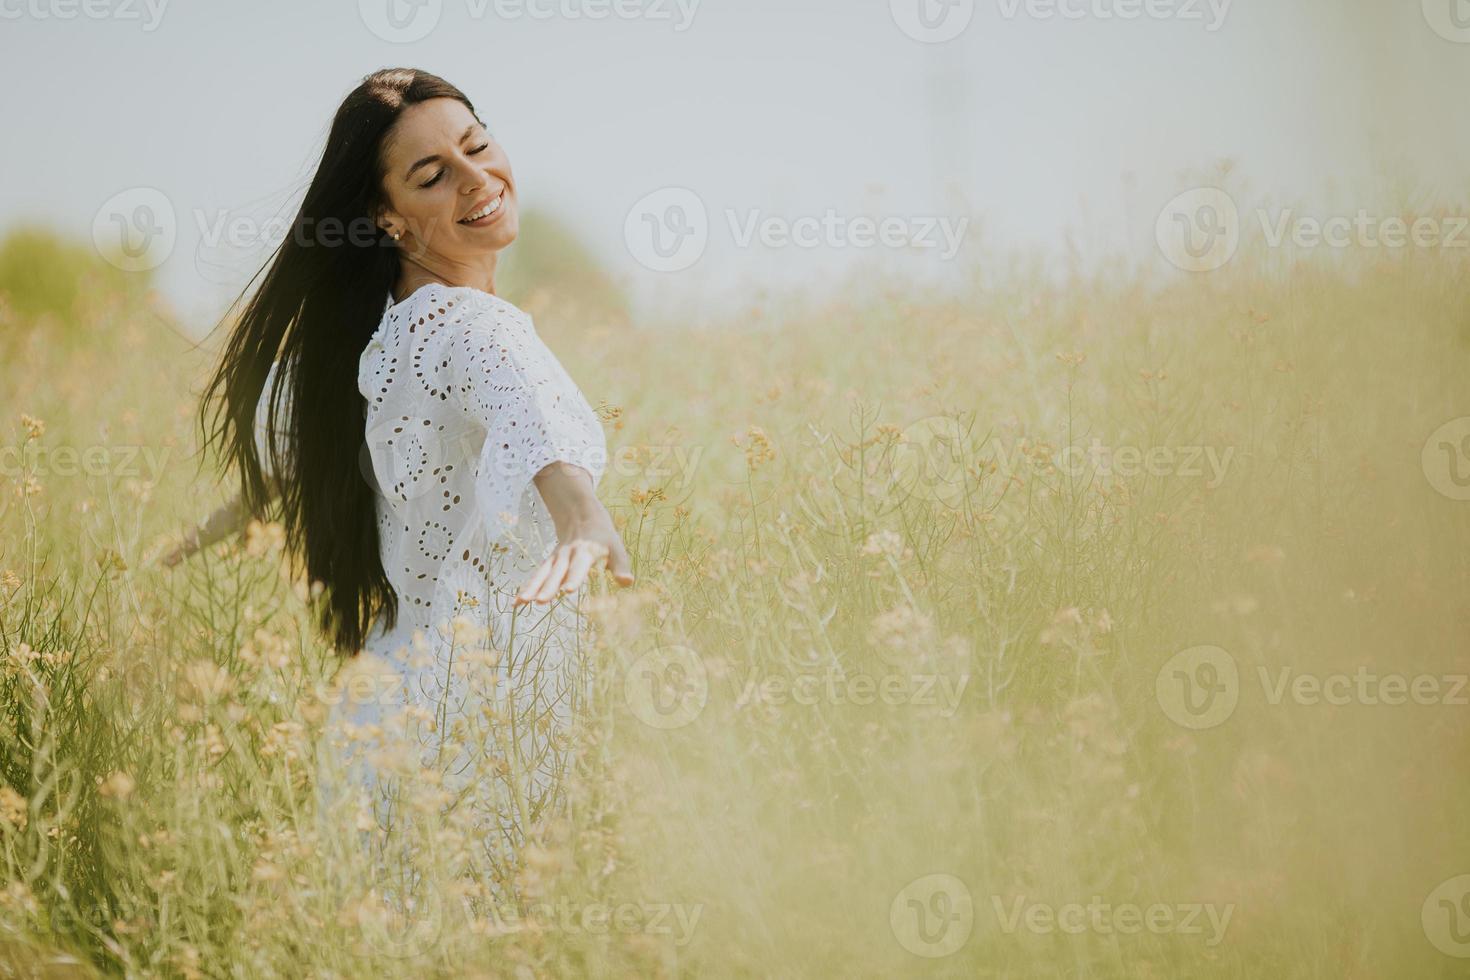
[374,202,399,236]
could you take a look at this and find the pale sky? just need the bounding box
[5,0,1468,330]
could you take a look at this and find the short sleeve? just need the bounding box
[252,359,292,482]
[447,309,607,539]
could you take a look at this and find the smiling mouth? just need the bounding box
[458,194,505,225]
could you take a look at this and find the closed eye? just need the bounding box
[420,144,492,189]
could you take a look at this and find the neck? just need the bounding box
[393,249,499,303]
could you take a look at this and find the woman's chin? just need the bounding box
[455,220,518,253]
[489,228,520,253]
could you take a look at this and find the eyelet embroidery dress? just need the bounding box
[252,282,609,879]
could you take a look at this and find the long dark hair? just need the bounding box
[199,68,482,656]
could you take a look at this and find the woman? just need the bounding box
[163,68,635,884]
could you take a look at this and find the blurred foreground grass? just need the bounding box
[0,233,1467,978]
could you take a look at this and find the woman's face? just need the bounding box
[375,97,519,261]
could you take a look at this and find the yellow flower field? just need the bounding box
[0,235,1467,978]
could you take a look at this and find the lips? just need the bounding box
[458,193,505,225]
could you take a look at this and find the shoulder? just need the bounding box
[373,284,530,357]
[360,284,535,401]
[434,288,540,365]
[394,282,523,327]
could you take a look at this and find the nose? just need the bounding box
[453,154,489,193]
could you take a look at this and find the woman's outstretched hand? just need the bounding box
[515,462,634,606]
[514,514,635,606]
[147,491,254,570]
[155,534,195,569]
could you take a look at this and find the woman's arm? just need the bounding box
[514,461,635,605]
[155,477,278,568]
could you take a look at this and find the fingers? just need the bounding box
[536,541,611,601]
[529,549,570,603]
[534,547,574,602]
[609,537,635,586]
[513,535,634,608]
[557,545,603,598]
[523,547,573,605]
[515,552,558,606]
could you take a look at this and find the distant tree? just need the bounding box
[0,225,139,323]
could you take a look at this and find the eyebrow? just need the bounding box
[404,124,484,181]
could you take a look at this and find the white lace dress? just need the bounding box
[252,282,608,879]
